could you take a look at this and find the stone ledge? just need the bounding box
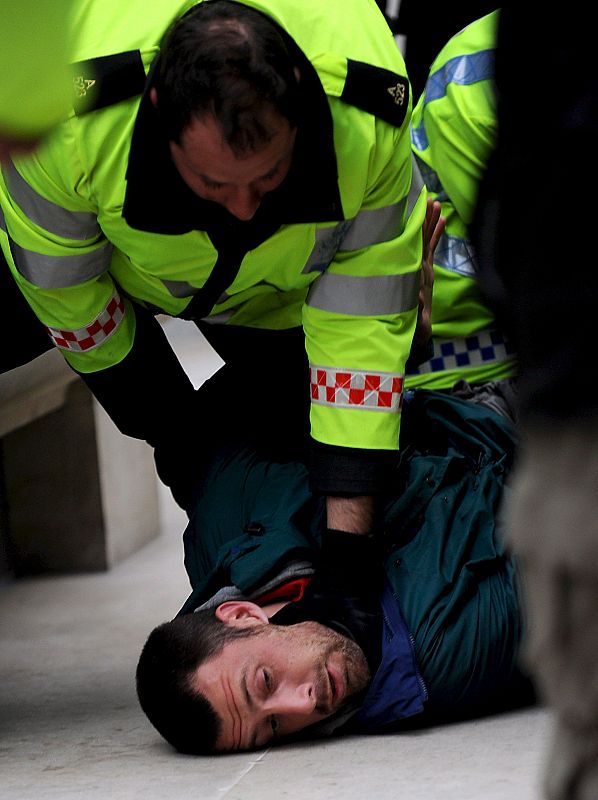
[0,349,78,438]
[0,351,160,575]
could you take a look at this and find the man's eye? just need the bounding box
[203,178,224,190]
[270,715,279,736]
[263,669,272,691]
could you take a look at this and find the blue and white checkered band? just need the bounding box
[407,328,516,375]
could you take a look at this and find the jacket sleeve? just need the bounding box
[413,95,495,226]
[0,127,136,375]
[409,27,497,227]
[0,138,200,509]
[303,117,426,494]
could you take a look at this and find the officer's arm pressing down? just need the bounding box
[328,196,443,536]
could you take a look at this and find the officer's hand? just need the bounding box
[414,198,445,348]
[272,528,383,671]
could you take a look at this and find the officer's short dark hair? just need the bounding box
[136,609,259,754]
[155,0,301,153]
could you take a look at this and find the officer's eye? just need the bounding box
[259,165,279,183]
[202,177,225,190]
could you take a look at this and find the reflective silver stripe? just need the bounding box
[434,233,477,277]
[162,279,199,298]
[310,364,404,412]
[303,221,353,274]
[45,292,125,352]
[407,328,516,375]
[201,309,235,324]
[2,161,101,240]
[407,154,425,218]
[339,203,404,252]
[10,239,113,288]
[304,160,424,273]
[306,270,419,316]
[0,204,5,231]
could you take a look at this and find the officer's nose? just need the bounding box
[225,185,262,221]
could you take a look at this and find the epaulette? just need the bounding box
[71,50,147,116]
[69,50,409,126]
[341,59,410,127]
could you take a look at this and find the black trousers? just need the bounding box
[195,321,311,455]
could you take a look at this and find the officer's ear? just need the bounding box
[215,600,270,629]
[150,87,159,109]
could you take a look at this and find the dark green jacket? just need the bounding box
[180,390,528,723]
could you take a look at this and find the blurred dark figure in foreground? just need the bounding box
[473,5,598,799]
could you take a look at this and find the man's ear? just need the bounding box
[215,600,269,628]
[149,87,158,108]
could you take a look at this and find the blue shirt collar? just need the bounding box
[354,581,427,729]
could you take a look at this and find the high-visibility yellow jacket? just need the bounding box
[0,0,425,493]
[407,9,516,390]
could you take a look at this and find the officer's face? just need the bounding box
[189,601,370,751]
[169,110,296,222]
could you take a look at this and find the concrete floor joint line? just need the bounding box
[219,749,270,797]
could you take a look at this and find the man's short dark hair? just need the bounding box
[136,609,258,754]
[156,0,301,152]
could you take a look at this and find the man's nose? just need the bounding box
[274,682,316,715]
[225,185,261,221]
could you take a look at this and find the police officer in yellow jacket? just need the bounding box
[407,10,516,409]
[0,0,426,536]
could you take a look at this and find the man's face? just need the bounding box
[168,108,296,222]
[190,607,370,752]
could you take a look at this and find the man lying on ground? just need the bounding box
[136,389,534,753]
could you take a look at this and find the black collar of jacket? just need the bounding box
[123,31,344,243]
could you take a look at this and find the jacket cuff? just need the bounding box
[309,438,398,495]
[76,304,196,444]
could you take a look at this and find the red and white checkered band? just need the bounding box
[45,293,125,352]
[310,365,404,413]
